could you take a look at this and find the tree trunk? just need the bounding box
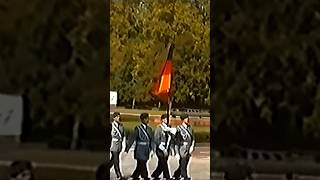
[132,98,136,109]
[70,118,80,150]
[158,101,161,110]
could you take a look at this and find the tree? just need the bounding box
[214,0,320,147]
[110,0,210,108]
[0,0,107,128]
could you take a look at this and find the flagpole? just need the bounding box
[167,96,171,126]
[167,43,174,127]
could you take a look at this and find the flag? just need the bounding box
[152,44,174,103]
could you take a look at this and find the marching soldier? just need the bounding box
[173,113,195,180]
[109,112,125,180]
[151,114,174,180]
[125,113,154,180]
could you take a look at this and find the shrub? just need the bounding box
[195,131,210,142]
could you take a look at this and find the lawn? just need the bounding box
[121,121,210,142]
[122,121,210,133]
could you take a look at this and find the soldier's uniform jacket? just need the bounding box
[110,121,125,152]
[126,123,154,161]
[174,123,195,158]
[154,123,172,157]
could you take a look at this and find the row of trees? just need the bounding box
[3,0,320,150]
[0,0,209,132]
[0,0,106,127]
[110,0,210,108]
[214,0,320,149]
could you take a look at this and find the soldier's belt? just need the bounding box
[137,142,149,145]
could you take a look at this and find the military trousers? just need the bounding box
[173,154,191,179]
[151,151,170,179]
[131,159,149,179]
[109,151,122,178]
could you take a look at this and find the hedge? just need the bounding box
[124,128,210,143]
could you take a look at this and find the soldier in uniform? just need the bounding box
[173,113,195,180]
[109,112,125,180]
[151,114,174,180]
[125,113,154,180]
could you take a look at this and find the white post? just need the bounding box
[132,98,136,109]
[70,117,80,150]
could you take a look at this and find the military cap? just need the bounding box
[161,114,167,120]
[112,112,120,118]
[180,113,189,120]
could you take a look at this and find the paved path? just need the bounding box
[0,144,210,179]
[110,146,210,179]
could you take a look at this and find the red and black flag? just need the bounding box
[152,44,175,104]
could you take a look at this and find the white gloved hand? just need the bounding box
[175,153,180,160]
[169,128,177,135]
[159,143,166,151]
[150,151,155,159]
[189,141,195,154]
[164,150,168,157]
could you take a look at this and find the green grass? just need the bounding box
[122,121,210,133]
[114,108,210,142]
[122,121,210,142]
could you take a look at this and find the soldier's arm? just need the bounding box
[151,129,157,152]
[123,127,126,141]
[189,127,196,154]
[191,127,196,148]
[121,128,126,152]
[153,128,161,147]
[173,127,180,154]
[125,126,138,152]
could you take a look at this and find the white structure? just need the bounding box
[0,94,23,136]
[110,91,117,106]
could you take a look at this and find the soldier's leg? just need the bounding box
[140,160,149,179]
[159,157,167,176]
[151,155,162,178]
[113,151,122,178]
[109,152,114,169]
[180,156,188,179]
[173,157,182,178]
[185,154,191,178]
[131,160,141,178]
[162,156,170,179]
